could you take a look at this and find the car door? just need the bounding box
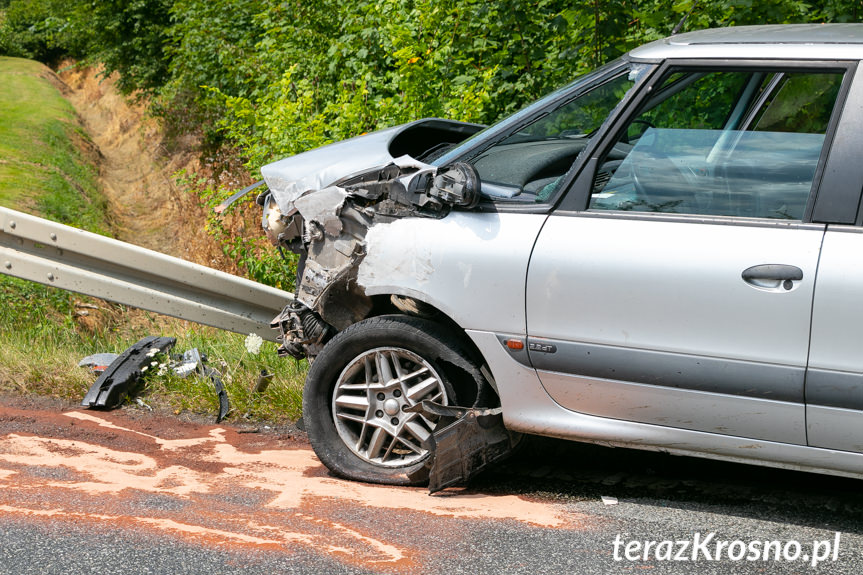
[805,65,863,452]
[526,62,853,444]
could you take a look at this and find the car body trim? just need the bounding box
[536,369,805,444]
[823,224,863,233]
[467,330,863,479]
[807,404,863,453]
[808,61,860,224]
[513,337,804,402]
[629,25,863,62]
[806,368,863,411]
[549,210,827,230]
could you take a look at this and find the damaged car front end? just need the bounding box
[258,119,484,360]
[254,118,525,488]
[265,155,481,357]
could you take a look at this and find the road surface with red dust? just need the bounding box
[0,399,593,574]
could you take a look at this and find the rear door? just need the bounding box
[526,61,853,444]
[805,64,863,452]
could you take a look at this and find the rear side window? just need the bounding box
[589,68,844,220]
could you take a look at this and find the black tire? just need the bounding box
[303,314,484,485]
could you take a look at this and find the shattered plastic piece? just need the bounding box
[254,370,274,393]
[204,366,230,423]
[81,336,176,409]
[135,397,153,411]
[405,401,515,494]
[601,496,619,506]
[78,353,120,374]
[167,348,230,423]
[172,348,204,378]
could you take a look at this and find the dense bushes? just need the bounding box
[5,0,862,166]
[2,0,861,287]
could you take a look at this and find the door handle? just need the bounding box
[741,264,803,291]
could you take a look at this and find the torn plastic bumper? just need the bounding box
[406,401,519,493]
[82,336,176,409]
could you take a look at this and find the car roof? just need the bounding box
[629,24,863,61]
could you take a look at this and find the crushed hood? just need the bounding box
[259,118,485,360]
[259,118,484,215]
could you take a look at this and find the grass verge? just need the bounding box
[0,57,305,422]
[0,57,107,232]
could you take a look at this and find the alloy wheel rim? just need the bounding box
[332,347,447,467]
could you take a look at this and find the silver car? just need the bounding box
[257,24,863,489]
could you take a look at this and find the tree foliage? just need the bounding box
[2,0,862,286]
[3,0,863,161]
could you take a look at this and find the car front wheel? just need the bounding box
[303,314,479,485]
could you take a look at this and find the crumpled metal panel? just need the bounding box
[259,118,484,215]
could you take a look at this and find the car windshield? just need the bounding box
[433,59,652,201]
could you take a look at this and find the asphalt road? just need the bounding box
[1,397,861,574]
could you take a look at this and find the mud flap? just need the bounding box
[406,401,516,493]
[81,336,176,409]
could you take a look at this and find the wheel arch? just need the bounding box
[356,292,498,408]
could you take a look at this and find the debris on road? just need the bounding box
[81,336,176,409]
[601,496,619,506]
[79,340,230,423]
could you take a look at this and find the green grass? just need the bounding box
[0,57,305,422]
[0,275,305,421]
[0,56,108,231]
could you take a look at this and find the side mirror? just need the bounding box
[429,162,481,209]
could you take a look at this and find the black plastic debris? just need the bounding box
[406,401,518,494]
[203,366,230,423]
[81,340,231,423]
[81,336,176,409]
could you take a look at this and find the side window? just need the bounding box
[589,68,844,220]
[470,70,640,202]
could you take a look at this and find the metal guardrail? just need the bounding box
[0,207,294,341]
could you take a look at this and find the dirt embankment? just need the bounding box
[56,64,238,271]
